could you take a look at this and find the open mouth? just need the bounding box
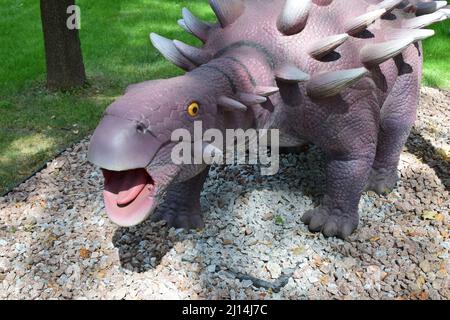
[102,168,157,227]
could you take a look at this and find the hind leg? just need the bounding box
[366,53,421,195]
[152,167,209,229]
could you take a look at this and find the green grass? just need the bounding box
[0,0,449,194]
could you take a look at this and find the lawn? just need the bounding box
[0,0,449,195]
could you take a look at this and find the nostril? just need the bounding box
[136,123,147,134]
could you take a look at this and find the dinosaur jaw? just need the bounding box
[102,168,160,227]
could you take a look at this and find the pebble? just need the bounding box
[266,262,282,279]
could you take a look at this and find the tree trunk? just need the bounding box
[40,0,86,90]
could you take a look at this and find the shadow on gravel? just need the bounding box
[112,146,325,277]
[112,221,174,273]
[406,129,449,191]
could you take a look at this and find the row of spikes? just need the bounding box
[150,0,449,104]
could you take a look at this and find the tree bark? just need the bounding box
[40,0,86,90]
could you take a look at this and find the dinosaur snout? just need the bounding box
[88,114,162,172]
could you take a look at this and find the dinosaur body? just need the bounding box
[88,0,450,239]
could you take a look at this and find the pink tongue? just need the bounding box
[103,169,149,206]
[116,181,146,206]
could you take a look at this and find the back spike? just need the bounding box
[236,92,268,105]
[360,38,414,68]
[217,96,248,112]
[150,33,196,71]
[307,68,369,99]
[178,19,192,34]
[344,9,386,36]
[209,0,245,28]
[173,40,212,66]
[376,0,403,12]
[275,64,310,83]
[182,8,211,42]
[402,10,447,28]
[388,28,435,42]
[308,33,349,60]
[254,86,280,97]
[414,1,447,16]
[277,0,312,36]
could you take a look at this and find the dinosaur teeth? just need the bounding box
[344,8,386,36]
[388,28,435,42]
[178,19,192,34]
[173,40,212,66]
[209,0,245,28]
[360,38,414,68]
[306,67,369,99]
[402,10,447,28]
[254,86,280,97]
[277,0,312,36]
[376,0,403,12]
[236,92,267,105]
[308,33,349,60]
[275,64,310,83]
[150,33,196,71]
[217,96,248,112]
[182,8,211,42]
[414,1,448,16]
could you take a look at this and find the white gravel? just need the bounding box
[0,87,449,300]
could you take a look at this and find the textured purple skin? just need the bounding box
[88,0,444,239]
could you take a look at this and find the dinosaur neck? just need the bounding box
[189,46,275,130]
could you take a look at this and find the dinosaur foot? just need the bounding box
[365,167,399,195]
[151,207,205,230]
[301,206,358,239]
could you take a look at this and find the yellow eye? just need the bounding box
[187,102,200,117]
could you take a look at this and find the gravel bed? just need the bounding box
[0,87,449,300]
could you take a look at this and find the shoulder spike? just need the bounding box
[209,0,245,28]
[150,33,195,71]
[236,92,267,105]
[308,33,349,60]
[344,9,386,36]
[217,96,248,112]
[275,64,310,83]
[376,0,403,12]
[414,1,447,16]
[178,19,192,34]
[254,86,280,97]
[403,10,447,28]
[173,40,212,66]
[307,68,369,99]
[388,28,435,42]
[182,8,211,43]
[360,38,414,68]
[277,0,312,36]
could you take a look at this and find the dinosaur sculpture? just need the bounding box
[88,0,450,239]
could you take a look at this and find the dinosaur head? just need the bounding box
[88,76,222,227]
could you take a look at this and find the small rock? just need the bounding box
[262,212,274,221]
[207,265,217,273]
[266,262,282,279]
[419,260,431,273]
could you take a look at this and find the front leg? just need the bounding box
[301,155,375,239]
[152,167,209,229]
